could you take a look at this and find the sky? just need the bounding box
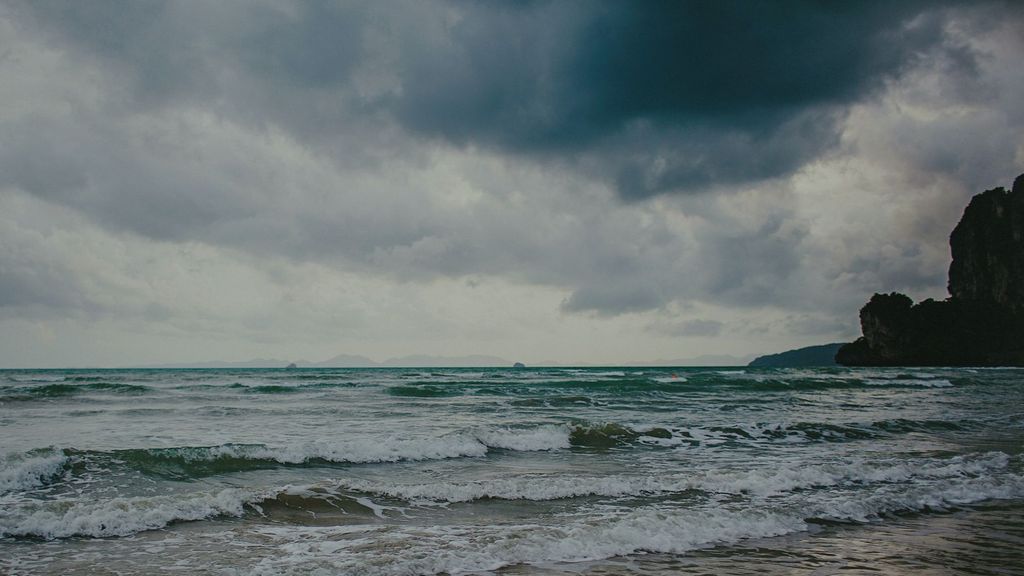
[1,1,1023,367]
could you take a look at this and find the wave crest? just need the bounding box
[321,451,1016,503]
[246,464,1024,575]
[0,488,255,539]
[0,449,69,494]
[0,382,149,401]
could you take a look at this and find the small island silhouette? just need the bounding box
[838,173,1024,366]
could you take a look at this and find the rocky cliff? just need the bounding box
[949,174,1024,310]
[836,174,1024,366]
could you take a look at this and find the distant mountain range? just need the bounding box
[138,352,755,369]
[140,354,512,369]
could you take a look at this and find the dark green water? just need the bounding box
[1,367,1022,574]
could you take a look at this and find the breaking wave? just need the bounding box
[322,451,1018,504]
[0,449,69,495]
[0,488,256,539]
[244,458,1024,575]
[3,452,1018,542]
[8,426,574,482]
[0,382,149,401]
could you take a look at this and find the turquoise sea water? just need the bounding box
[1,367,1023,575]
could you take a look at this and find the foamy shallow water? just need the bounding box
[2,366,1023,574]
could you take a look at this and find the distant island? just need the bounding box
[837,173,1024,366]
[748,343,843,367]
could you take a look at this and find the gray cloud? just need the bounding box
[11,0,1002,199]
[0,0,1021,341]
[391,1,961,198]
[649,319,725,338]
[561,283,665,317]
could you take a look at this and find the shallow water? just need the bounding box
[1,366,1023,574]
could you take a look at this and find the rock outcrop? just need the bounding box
[837,173,1024,366]
[949,174,1024,310]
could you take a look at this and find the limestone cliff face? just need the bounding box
[948,174,1024,312]
[837,174,1024,366]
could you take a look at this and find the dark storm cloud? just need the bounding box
[10,0,990,198]
[1,0,1021,325]
[390,0,980,197]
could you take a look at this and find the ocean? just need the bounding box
[1,367,1023,575]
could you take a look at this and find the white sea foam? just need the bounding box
[313,452,1016,505]
[8,375,65,383]
[651,376,688,383]
[4,452,1017,542]
[811,470,1024,522]
[140,425,574,467]
[328,474,672,504]
[0,450,68,494]
[865,378,953,388]
[663,422,823,446]
[247,458,1024,575]
[0,488,258,539]
[474,424,571,451]
[551,370,630,381]
[692,452,1014,498]
[251,467,1024,573]
[173,436,490,465]
[248,507,806,576]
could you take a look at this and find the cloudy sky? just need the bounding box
[1,1,1022,367]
